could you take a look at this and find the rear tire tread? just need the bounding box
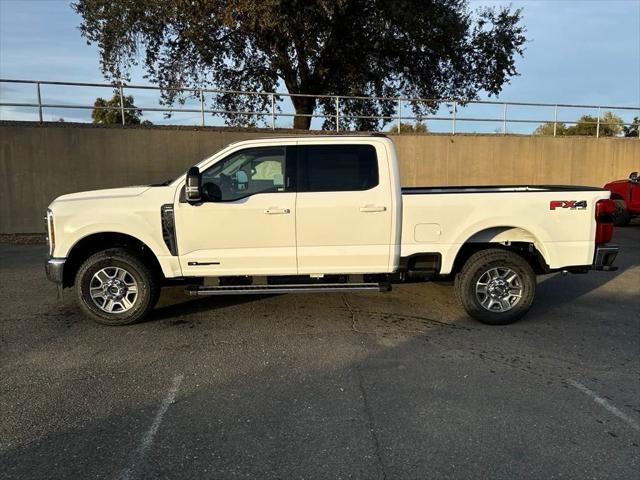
[454,248,536,325]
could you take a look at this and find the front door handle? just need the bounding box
[264,207,291,214]
[359,205,387,213]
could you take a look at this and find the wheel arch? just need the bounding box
[63,232,163,288]
[449,226,550,276]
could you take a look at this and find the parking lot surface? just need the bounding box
[1,224,639,479]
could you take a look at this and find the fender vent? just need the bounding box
[161,204,178,256]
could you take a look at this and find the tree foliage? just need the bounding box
[567,112,623,137]
[623,116,639,137]
[73,0,526,130]
[533,112,623,137]
[92,92,147,125]
[389,122,428,134]
[533,121,567,136]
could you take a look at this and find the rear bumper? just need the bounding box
[592,244,619,271]
[45,257,66,284]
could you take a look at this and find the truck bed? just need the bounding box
[400,185,610,274]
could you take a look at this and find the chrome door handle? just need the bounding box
[264,207,291,214]
[359,205,387,213]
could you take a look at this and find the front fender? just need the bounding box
[58,221,167,259]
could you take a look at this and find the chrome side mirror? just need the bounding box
[185,167,202,203]
[629,171,639,183]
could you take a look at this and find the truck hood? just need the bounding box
[53,186,151,203]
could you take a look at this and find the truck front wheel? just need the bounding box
[75,248,160,325]
[454,249,536,325]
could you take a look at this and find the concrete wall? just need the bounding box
[1,122,639,233]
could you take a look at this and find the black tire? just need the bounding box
[612,199,632,227]
[75,248,160,325]
[454,249,536,325]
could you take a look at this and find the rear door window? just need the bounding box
[298,145,379,192]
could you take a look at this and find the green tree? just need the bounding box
[623,116,639,137]
[533,121,568,136]
[566,111,623,137]
[73,0,526,130]
[389,122,428,134]
[91,92,145,125]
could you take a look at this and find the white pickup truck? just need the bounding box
[45,135,619,326]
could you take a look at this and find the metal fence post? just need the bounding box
[36,82,43,123]
[335,96,340,132]
[200,89,205,126]
[118,85,125,125]
[452,101,457,135]
[596,106,601,138]
[271,93,276,130]
[553,105,558,137]
[502,103,507,134]
[397,99,402,134]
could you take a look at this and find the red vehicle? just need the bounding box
[605,172,640,226]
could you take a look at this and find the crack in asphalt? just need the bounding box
[356,367,388,480]
[341,295,433,335]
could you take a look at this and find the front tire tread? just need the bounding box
[75,248,160,326]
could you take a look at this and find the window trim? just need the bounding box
[296,144,380,193]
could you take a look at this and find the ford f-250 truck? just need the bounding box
[45,135,619,326]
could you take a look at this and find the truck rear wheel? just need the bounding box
[612,199,631,226]
[75,248,160,326]
[454,249,536,325]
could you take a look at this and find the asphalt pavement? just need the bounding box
[1,224,639,479]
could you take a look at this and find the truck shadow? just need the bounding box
[528,224,639,320]
[147,220,640,326]
[149,287,279,322]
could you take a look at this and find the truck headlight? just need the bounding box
[46,209,55,256]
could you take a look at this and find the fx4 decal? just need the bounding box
[550,200,587,210]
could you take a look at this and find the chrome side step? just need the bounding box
[185,282,390,296]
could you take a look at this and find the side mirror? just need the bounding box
[185,167,202,203]
[630,172,639,183]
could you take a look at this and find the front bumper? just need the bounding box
[45,257,66,284]
[592,244,619,271]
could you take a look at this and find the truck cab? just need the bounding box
[45,135,618,326]
[178,137,400,277]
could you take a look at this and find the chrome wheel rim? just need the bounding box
[475,267,523,313]
[89,267,138,313]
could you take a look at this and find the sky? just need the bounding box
[0,0,639,131]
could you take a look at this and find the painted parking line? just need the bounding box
[569,379,640,432]
[116,374,185,480]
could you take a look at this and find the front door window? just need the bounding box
[200,147,287,201]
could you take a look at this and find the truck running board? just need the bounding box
[185,282,390,296]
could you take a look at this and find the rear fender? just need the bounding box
[445,223,551,274]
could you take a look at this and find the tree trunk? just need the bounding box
[291,96,316,130]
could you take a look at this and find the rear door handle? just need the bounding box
[359,205,387,213]
[264,207,291,214]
